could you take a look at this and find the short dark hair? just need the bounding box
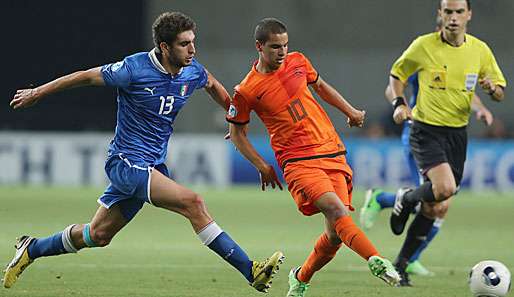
[254,18,287,44]
[152,12,196,48]
[439,0,471,10]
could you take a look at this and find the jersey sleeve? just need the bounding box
[226,88,251,125]
[479,43,507,88]
[196,66,209,89]
[302,54,319,84]
[390,37,424,83]
[101,58,133,88]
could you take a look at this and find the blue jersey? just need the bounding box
[101,49,208,165]
[401,73,419,145]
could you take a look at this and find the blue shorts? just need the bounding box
[97,153,170,221]
[402,124,422,187]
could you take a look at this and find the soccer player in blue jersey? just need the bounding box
[359,14,494,278]
[3,12,283,292]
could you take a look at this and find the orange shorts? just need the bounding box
[283,155,354,216]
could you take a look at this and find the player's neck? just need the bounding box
[441,30,466,47]
[255,59,278,74]
[157,52,182,75]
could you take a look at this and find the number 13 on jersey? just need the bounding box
[159,95,174,115]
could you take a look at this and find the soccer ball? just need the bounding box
[469,260,511,297]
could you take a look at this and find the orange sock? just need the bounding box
[334,216,379,260]
[297,233,341,283]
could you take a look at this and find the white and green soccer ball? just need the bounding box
[469,260,511,297]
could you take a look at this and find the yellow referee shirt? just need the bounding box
[391,32,507,127]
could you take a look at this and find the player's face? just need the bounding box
[439,0,471,36]
[257,33,288,70]
[166,30,196,68]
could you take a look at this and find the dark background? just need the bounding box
[0,1,144,131]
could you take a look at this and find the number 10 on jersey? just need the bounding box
[287,98,308,123]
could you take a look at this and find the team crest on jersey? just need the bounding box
[180,84,189,96]
[110,61,124,72]
[227,104,237,118]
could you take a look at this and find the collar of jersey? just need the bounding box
[148,48,184,76]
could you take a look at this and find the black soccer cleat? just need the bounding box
[390,188,415,235]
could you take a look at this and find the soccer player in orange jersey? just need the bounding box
[227,18,401,296]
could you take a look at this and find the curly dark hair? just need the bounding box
[152,12,196,48]
[254,18,287,44]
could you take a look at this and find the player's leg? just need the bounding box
[390,123,457,235]
[287,220,341,297]
[359,188,395,229]
[407,198,450,276]
[148,169,283,292]
[360,134,420,229]
[2,204,129,288]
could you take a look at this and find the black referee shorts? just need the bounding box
[409,120,468,186]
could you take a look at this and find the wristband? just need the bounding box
[392,96,407,110]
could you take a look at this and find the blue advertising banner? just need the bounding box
[229,137,514,191]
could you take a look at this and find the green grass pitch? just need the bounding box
[0,186,512,297]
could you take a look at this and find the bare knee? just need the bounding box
[182,192,208,219]
[321,202,349,224]
[432,182,456,201]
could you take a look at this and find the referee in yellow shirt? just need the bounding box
[386,0,506,286]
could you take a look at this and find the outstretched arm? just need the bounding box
[204,70,230,111]
[229,123,282,191]
[471,93,494,126]
[310,76,365,128]
[10,67,105,109]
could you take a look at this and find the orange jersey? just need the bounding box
[226,52,346,168]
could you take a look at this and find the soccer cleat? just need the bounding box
[250,251,284,293]
[390,187,415,235]
[406,260,435,277]
[359,188,384,230]
[3,236,35,288]
[286,267,310,297]
[394,262,412,287]
[367,255,401,287]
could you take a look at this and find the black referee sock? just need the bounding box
[396,213,435,267]
[404,182,436,204]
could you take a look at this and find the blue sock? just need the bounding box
[207,232,254,282]
[27,232,67,259]
[376,191,396,209]
[409,223,440,262]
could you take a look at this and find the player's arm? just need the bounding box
[229,123,283,191]
[203,70,230,110]
[471,93,494,126]
[10,67,105,109]
[387,75,412,124]
[310,76,365,128]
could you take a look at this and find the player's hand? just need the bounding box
[258,164,283,191]
[392,105,412,124]
[479,78,496,94]
[475,107,494,126]
[347,109,366,128]
[10,88,41,109]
